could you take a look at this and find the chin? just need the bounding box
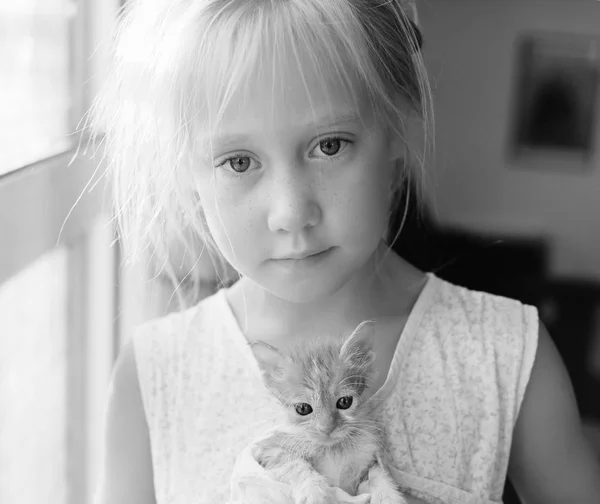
[264,273,350,304]
[235,245,380,304]
[265,254,375,304]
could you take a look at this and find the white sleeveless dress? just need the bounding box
[132,273,538,504]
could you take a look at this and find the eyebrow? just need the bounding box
[208,112,363,147]
[312,112,362,128]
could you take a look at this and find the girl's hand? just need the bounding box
[507,323,600,503]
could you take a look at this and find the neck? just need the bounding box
[227,243,424,342]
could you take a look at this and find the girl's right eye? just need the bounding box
[217,155,257,174]
[294,403,313,416]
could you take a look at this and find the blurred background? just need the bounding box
[0,1,598,503]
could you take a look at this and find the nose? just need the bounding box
[266,167,321,234]
[318,419,336,436]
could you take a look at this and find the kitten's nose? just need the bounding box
[319,421,336,436]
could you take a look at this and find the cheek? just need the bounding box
[339,409,354,422]
[286,410,299,424]
[287,410,312,428]
[333,159,393,240]
[195,179,257,259]
[341,405,367,426]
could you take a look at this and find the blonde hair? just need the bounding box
[85,0,433,308]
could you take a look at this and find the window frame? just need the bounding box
[0,0,120,503]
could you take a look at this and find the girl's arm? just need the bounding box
[95,340,157,504]
[507,323,600,503]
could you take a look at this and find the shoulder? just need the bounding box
[135,292,215,338]
[110,338,142,407]
[430,276,539,358]
[98,339,157,503]
[508,322,600,503]
[432,275,537,327]
[426,277,539,419]
[131,289,223,352]
[130,288,232,402]
[106,340,146,440]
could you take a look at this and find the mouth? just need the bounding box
[276,248,333,262]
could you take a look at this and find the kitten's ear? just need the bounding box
[339,320,375,363]
[249,340,284,375]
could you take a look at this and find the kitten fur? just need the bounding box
[250,321,407,504]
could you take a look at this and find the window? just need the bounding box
[0,0,120,503]
[0,248,70,504]
[0,0,75,175]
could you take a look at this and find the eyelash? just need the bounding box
[216,136,353,176]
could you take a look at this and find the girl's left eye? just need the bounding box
[336,396,353,410]
[311,137,351,158]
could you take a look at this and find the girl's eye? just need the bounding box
[227,156,252,173]
[336,396,353,410]
[294,403,313,416]
[311,137,351,158]
[320,138,342,156]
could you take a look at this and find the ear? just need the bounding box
[339,320,375,363]
[249,340,284,376]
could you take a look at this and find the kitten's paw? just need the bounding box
[367,463,407,504]
[369,489,408,504]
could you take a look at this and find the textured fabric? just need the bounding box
[132,273,538,504]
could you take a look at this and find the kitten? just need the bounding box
[250,321,407,504]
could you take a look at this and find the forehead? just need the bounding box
[199,40,372,144]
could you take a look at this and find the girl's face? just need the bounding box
[193,55,402,303]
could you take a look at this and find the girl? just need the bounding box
[90,0,600,503]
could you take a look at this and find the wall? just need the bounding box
[420,0,600,280]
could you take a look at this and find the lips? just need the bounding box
[276,248,330,261]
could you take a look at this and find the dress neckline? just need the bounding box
[216,272,439,401]
[367,272,438,406]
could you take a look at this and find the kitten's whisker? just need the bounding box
[349,422,390,445]
[339,381,365,389]
[354,427,394,459]
[351,419,386,431]
[353,418,385,426]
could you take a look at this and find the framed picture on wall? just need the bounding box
[510,32,600,162]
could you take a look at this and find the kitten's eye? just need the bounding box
[336,396,353,410]
[294,403,313,416]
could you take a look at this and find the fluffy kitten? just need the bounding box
[250,321,407,504]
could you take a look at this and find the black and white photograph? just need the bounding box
[1,1,600,504]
